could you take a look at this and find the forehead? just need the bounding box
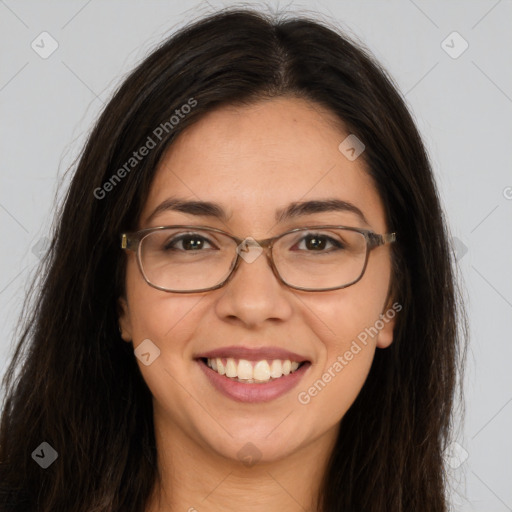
[141,97,387,233]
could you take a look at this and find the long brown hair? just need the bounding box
[0,8,467,511]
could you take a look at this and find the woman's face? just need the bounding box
[119,96,396,464]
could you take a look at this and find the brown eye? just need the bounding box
[163,234,215,251]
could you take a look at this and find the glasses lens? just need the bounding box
[273,228,368,290]
[139,228,236,291]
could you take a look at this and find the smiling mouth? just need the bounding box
[198,357,308,384]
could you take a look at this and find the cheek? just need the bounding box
[295,254,391,418]
[296,292,383,427]
[124,257,201,352]
[306,259,391,356]
[124,270,204,412]
[296,298,377,430]
[335,249,393,338]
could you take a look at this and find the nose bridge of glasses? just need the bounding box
[235,234,273,250]
[222,235,282,290]
[233,234,275,266]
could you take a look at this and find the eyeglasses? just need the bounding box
[120,225,396,293]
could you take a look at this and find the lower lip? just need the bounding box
[196,359,311,403]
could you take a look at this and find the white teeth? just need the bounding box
[225,358,237,378]
[205,357,304,382]
[270,360,282,378]
[253,360,270,381]
[237,359,253,380]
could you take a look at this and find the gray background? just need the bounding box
[1,0,511,509]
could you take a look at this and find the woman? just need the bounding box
[0,8,466,512]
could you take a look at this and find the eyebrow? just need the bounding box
[145,196,370,226]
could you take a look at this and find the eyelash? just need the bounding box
[163,232,344,252]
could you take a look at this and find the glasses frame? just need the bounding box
[120,225,396,293]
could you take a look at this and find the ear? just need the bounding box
[118,296,133,342]
[376,296,400,349]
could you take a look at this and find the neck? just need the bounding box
[145,412,339,512]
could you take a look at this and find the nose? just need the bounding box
[213,241,293,327]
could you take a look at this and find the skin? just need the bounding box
[118,96,396,512]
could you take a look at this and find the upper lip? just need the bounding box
[195,345,310,362]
